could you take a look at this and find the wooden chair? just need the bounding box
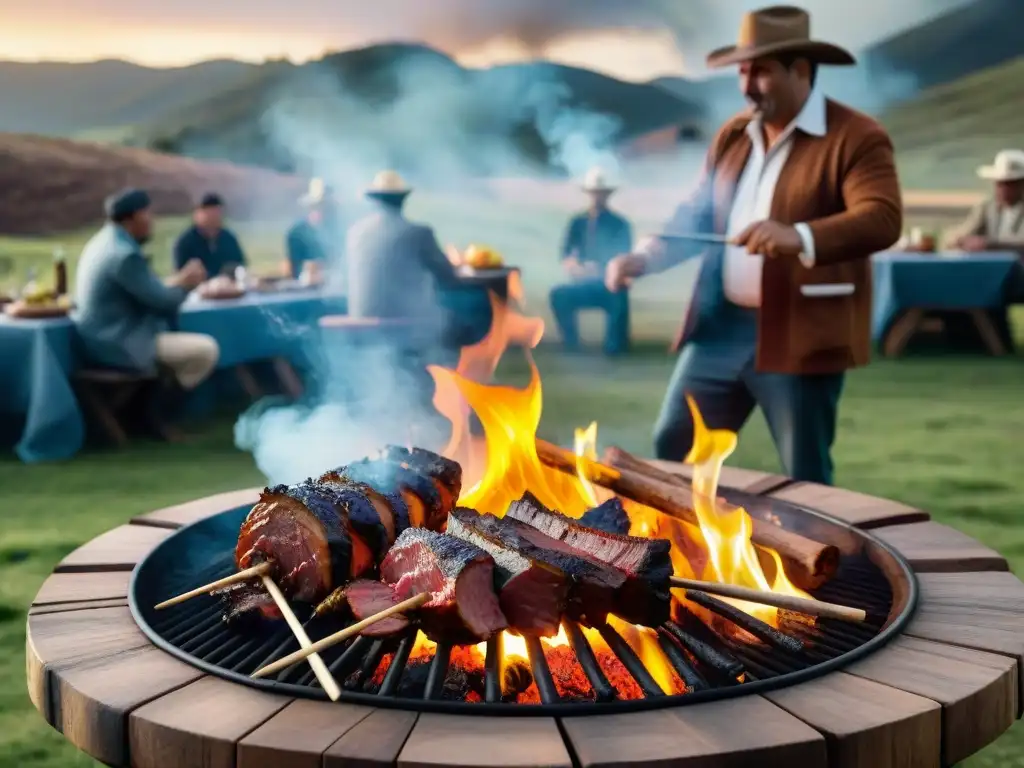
[72,368,157,447]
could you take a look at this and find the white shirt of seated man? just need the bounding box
[634,86,824,307]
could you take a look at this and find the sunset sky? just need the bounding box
[0,0,970,81]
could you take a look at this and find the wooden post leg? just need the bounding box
[883,308,925,357]
[233,364,263,401]
[271,357,304,399]
[77,384,129,447]
[967,309,1008,355]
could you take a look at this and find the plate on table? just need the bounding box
[4,300,70,319]
[195,276,246,301]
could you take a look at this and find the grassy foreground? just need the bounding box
[2,198,1023,766]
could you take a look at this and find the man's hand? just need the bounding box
[605,253,645,292]
[734,220,804,258]
[957,234,989,252]
[170,258,207,289]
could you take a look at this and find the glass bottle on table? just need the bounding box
[53,245,67,296]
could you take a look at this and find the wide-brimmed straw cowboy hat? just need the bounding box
[365,170,411,196]
[706,5,855,69]
[581,167,617,193]
[299,177,331,206]
[977,149,1024,182]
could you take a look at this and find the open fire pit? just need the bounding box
[26,299,1024,767]
[125,483,912,714]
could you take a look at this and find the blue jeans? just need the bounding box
[549,279,630,355]
[652,303,845,485]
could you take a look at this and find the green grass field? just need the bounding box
[3,196,1024,766]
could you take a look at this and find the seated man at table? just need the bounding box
[173,193,247,278]
[346,170,463,343]
[945,149,1024,302]
[285,178,343,280]
[549,167,633,355]
[72,188,219,429]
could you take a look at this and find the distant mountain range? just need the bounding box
[131,44,708,178]
[0,0,1017,182]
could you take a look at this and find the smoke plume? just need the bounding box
[230,0,966,483]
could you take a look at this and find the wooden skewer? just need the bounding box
[260,575,343,701]
[252,592,430,680]
[668,576,866,622]
[154,562,273,610]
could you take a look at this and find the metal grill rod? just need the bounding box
[146,555,895,708]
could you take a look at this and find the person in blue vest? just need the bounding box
[172,192,247,277]
[549,168,634,355]
[285,178,343,280]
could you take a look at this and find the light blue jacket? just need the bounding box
[71,223,188,371]
[345,209,458,325]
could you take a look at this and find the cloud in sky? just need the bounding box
[1,0,972,79]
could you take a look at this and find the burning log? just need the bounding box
[535,439,839,590]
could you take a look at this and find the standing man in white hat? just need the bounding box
[549,167,634,355]
[604,5,903,486]
[946,150,1024,253]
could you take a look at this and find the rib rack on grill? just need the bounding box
[506,492,673,627]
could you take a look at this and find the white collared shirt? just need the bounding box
[722,87,825,307]
[997,203,1024,241]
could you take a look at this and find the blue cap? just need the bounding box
[104,188,151,221]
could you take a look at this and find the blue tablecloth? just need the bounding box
[0,289,345,463]
[871,251,1019,342]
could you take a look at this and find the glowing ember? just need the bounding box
[421,290,806,699]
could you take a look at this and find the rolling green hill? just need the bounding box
[883,56,1024,189]
[0,59,259,137]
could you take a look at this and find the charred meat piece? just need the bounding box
[343,579,411,636]
[235,482,354,603]
[216,582,281,625]
[319,469,407,545]
[506,492,672,627]
[446,508,568,636]
[580,497,632,536]
[344,458,444,531]
[449,508,625,628]
[377,445,462,514]
[315,476,391,563]
[380,527,507,644]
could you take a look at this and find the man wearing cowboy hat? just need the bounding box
[605,5,903,485]
[346,170,461,333]
[550,167,634,355]
[284,178,342,279]
[946,150,1024,253]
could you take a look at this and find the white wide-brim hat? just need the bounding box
[581,167,617,193]
[300,177,331,205]
[977,149,1024,182]
[366,170,411,195]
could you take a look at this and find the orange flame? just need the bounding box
[425,290,803,695]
